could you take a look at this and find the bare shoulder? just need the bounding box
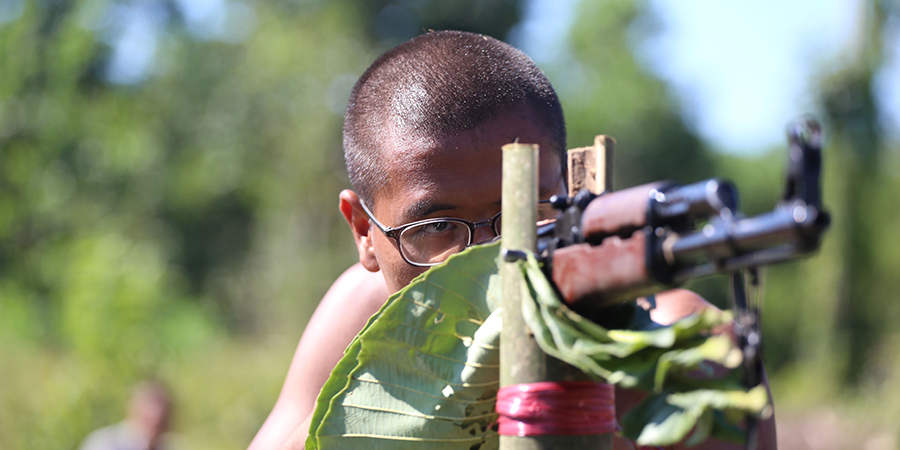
[319,262,390,311]
[298,263,389,364]
[248,263,388,450]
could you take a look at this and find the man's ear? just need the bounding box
[339,190,380,272]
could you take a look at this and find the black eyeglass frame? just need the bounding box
[359,199,552,267]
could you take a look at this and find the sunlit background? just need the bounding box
[1,0,898,449]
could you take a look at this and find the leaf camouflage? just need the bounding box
[307,242,768,449]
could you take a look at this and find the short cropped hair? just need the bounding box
[343,30,566,204]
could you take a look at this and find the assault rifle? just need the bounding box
[538,119,829,311]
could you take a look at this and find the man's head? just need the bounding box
[340,30,567,293]
[127,381,172,445]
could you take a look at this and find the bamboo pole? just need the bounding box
[500,143,612,450]
[500,143,542,400]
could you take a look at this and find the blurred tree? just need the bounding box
[810,0,900,388]
[557,0,715,190]
[360,0,523,48]
[1,0,375,448]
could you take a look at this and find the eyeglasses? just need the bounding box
[359,199,553,267]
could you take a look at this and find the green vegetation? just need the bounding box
[306,243,764,449]
[1,0,897,449]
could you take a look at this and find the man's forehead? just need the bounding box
[369,154,563,220]
[380,126,441,166]
[368,111,562,211]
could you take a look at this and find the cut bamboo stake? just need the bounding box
[500,142,541,396]
[500,142,612,450]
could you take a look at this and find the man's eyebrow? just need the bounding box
[403,185,558,222]
[404,201,457,221]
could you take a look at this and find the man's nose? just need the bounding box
[472,224,497,245]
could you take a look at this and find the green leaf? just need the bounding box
[515,251,739,391]
[654,334,743,392]
[306,243,503,450]
[622,385,770,447]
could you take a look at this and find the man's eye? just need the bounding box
[402,221,464,247]
[421,221,453,234]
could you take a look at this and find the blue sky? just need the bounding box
[514,0,899,153]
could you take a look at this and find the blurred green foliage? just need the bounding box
[561,0,714,189]
[1,0,898,448]
[0,0,371,448]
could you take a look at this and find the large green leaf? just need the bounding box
[307,242,767,449]
[306,243,503,450]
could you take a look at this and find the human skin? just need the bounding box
[248,110,776,450]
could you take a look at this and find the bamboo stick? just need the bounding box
[500,142,612,450]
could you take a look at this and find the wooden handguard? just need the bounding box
[581,183,664,243]
[551,183,668,309]
[552,231,663,308]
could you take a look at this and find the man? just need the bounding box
[80,381,172,450]
[249,30,775,450]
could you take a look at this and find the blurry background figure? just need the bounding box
[79,382,173,450]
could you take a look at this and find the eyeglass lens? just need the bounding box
[399,220,472,265]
